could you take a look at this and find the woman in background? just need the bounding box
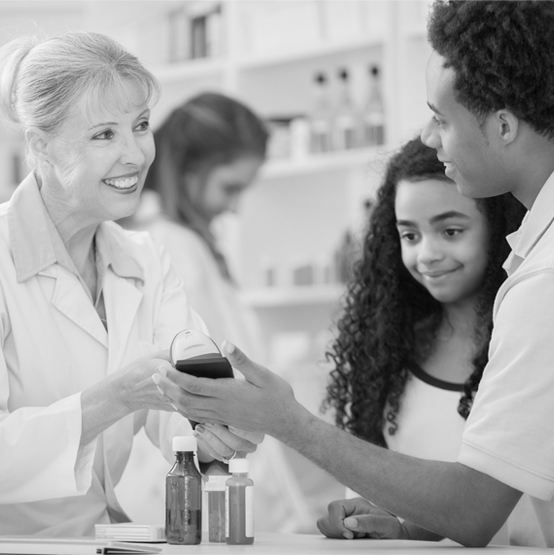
[132,92,268,360]
[121,92,314,532]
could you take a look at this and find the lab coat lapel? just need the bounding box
[104,270,143,373]
[47,267,109,347]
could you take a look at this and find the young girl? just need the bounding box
[320,137,525,540]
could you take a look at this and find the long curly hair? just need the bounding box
[323,137,526,447]
[428,1,554,140]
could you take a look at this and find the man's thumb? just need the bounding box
[222,341,259,382]
[344,517,359,530]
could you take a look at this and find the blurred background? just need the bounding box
[0,0,433,534]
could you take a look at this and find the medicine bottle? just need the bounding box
[205,475,227,542]
[165,436,202,545]
[332,67,357,151]
[225,458,254,545]
[361,64,385,147]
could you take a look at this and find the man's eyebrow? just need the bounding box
[427,102,444,116]
[396,211,470,227]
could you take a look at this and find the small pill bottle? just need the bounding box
[205,475,227,542]
[226,458,254,545]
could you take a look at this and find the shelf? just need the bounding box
[236,37,384,70]
[152,57,225,83]
[260,147,385,180]
[242,285,345,308]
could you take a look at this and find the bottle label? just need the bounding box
[225,486,229,537]
[245,485,254,538]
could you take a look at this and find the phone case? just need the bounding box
[170,329,234,379]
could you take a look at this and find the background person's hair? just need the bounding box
[144,91,269,281]
[323,136,526,447]
[0,30,159,167]
[428,0,554,140]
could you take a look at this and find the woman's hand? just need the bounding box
[111,350,176,413]
[317,497,407,540]
[81,350,177,447]
[193,423,264,463]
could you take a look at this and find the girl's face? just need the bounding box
[42,80,155,226]
[187,155,263,222]
[395,178,489,307]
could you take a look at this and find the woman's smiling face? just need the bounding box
[42,79,155,225]
[395,177,490,308]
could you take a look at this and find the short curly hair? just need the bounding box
[428,0,554,141]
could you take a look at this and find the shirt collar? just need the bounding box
[503,171,554,275]
[8,173,144,284]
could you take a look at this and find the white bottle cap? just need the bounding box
[172,436,197,452]
[228,458,249,474]
[205,475,229,491]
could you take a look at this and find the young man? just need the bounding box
[154,1,554,546]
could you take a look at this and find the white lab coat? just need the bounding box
[0,174,204,536]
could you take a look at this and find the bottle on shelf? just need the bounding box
[332,67,358,151]
[308,71,332,154]
[165,436,202,545]
[225,458,254,545]
[360,64,386,147]
[334,229,360,284]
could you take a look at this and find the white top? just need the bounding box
[142,216,264,362]
[384,364,466,461]
[346,367,466,500]
[0,174,204,537]
[459,171,554,548]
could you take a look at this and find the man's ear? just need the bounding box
[25,127,50,165]
[493,109,519,145]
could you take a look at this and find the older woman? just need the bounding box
[0,30,260,537]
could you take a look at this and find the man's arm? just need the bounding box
[158,342,521,547]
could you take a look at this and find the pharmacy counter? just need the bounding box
[160,533,550,554]
[1,533,551,555]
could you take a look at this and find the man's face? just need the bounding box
[421,51,508,199]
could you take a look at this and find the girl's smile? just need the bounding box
[395,177,489,308]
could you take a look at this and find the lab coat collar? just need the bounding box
[503,170,554,276]
[9,173,57,283]
[8,173,144,284]
[95,223,144,284]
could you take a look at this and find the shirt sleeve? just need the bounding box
[0,389,96,504]
[459,270,554,500]
[0,279,97,505]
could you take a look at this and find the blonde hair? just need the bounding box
[0,30,159,167]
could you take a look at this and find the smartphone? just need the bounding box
[170,329,234,379]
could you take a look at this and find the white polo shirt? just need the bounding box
[458,171,554,547]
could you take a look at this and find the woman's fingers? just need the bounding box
[228,426,264,445]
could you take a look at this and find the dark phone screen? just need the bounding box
[175,356,234,379]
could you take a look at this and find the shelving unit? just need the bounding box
[85,0,433,367]
[242,284,344,309]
